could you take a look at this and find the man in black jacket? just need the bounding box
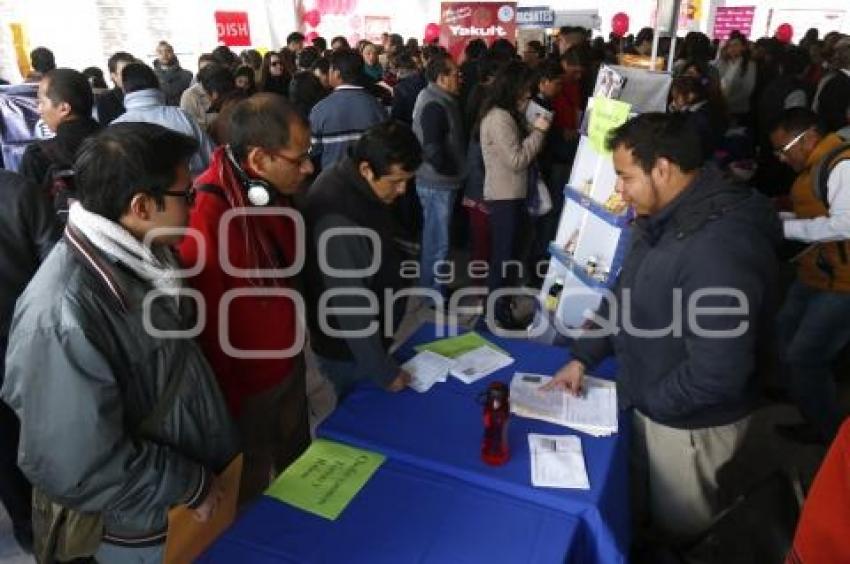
[153,41,192,106]
[0,170,59,553]
[547,113,781,543]
[304,121,422,398]
[19,68,100,190]
[96,51,135,125]
[814,39,850,133]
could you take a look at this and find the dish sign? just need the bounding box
[215,11,251,46]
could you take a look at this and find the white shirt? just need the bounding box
[784,160,850,242]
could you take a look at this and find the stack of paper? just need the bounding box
[528,434,590,489]
[402,350,454,393]
[449,346,515,384]
[511,373,618,437]
[414,331,508,358]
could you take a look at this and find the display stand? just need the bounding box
[531,65,672,344]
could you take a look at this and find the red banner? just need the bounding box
[712,6,755,40]
[215,11,252,47]
[440,2,517,61]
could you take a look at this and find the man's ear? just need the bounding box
[358,161,374,182]
[56,100,73,121]
[652,157,672,185]
[128,193,154,221]
[244,146,269,178]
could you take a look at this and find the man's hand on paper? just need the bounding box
[385,369,412,392]
[543,360,585,396]
[193,474,224,523]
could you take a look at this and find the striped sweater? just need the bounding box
[309,85,387,171]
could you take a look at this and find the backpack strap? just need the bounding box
[811,138,850,210]
[811,136,850,264]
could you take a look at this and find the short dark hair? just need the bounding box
[635,27,654,46]
[228,93,308,162]
[287,32,306,46]
[780,46,811,77]
[75,123,198,222]
[312,36,328,52]
[772,107,826,137]
[198,63,235,97]
[107,51,135,75]
[391,49,417,72]
[421,44,445,64]
[198,53,217,67]
[352,121,422,178]
[121,62,159,94]
[425,53,455,83]
[212,45,239,68]
[240,49,263,70]
[328,49,363,84]
[297,46,321,70]
[44,69,93,118]
[535,58,564,83]
[527,40,546,59]
[331,36,350,50]
[389,34,404,50]
[312,58,330,75]
[607,113,703,174]
[489,38,517,61]
[30,47,56,74]
[465,39,488,61]
[83,67,108,89]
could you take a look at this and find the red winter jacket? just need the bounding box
[787,418,850,564]
[177,150,299,416]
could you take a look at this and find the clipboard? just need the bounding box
[163,454,243,564]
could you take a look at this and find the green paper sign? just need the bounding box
[588,97,632,155]
[414,331,507,358]
[265,439,385,520]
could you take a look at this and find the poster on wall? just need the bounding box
[440,2,517,61]
[364,16,391,42]
[712,6,755,40]
[215,11,252,46]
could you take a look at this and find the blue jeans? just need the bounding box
[95,541,164,564]
[416,185,457,300]
[777,280,850,441]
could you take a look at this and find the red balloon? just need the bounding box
[611,12,629,38]
[424,22,440,43]
[306,31,319,43]
[303,9,321,29]
[775,23,793,44]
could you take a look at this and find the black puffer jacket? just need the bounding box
[571,166,782,429]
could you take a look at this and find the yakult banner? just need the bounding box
[440,2,517,61]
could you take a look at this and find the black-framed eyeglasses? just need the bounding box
[267,147,313,167]
[163,186,196,206]
[270,61,282,67]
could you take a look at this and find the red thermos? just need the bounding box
[481,382,510,466]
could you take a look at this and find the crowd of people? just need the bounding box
[0,21,848,564]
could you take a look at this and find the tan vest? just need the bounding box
[791,133,850,292]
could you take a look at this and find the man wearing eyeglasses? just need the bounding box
[770,108,850,445]
[2,123,238,563]
[178,93,315,506]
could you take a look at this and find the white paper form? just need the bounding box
[449,346,514,384]
[510,374,618,437]
[402,351,454,393]
[528,434,590,489]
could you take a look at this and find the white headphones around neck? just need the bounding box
[224,145,274,206]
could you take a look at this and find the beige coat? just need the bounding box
[481,107,545,201]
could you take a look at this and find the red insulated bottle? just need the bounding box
[481,382,510,466]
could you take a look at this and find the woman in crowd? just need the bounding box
[362,42,384,83]
[260,51,289,96]
[478,61,551,328]
[234,65,257,95]
[714,31,757,125]
[669,75,729,161]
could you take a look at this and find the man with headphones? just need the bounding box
[178,93,314,506]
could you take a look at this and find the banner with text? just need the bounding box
[712,6,755,40]
[440,2,517,61]
[215,11,252,46]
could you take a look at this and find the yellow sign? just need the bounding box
[588,97,632,155]
[689,0,703,21]
[9,23,31,79]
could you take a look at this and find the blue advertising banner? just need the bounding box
[516,6,554,28]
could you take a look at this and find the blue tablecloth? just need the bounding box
[200,458,583,563]
[318,322,629,564]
